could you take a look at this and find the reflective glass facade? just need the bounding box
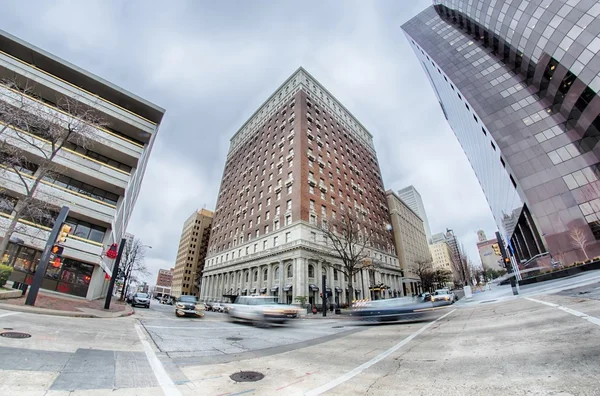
[403,1,600,264]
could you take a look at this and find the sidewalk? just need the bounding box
[0,290,134,318]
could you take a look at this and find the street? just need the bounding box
[1,273,600,395]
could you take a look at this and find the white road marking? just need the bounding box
[134,324,181,396]
[144,325,236,330]
[0,312,21,318]
[526,297,600,327]
[304,309,456,396]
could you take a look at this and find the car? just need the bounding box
[175,295,204,317]
[227,296,302,325]
[417,292,432,302]
[211,303,225,313]
[431,289,457,304]
[349,297,439,323]
[131,292,150,308]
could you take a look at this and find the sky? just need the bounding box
[2,0,498,283]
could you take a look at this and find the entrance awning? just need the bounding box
[259,287,267,293]
[242,288,248,293]
[335,287,342,293]
[270,286,279,292]
[251,288,257,293]
[283,284,292,291]
[309,284,319,291]
[325,287,332,293]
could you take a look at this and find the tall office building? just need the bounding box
[171,209,213,298]
[403,1,600,265]
[429,240,454,285]
[0,30,164,299]
[397,185,432,243]
[386,190,432,295]
[201,67,402,304]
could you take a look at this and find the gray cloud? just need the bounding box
[2,0,497,281]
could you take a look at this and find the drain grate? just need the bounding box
[332,325,344,328]
[0,332,31,339]
[480,300,497,304]
[230,371,264,382]
[226,337,243,341]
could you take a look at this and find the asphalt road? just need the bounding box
[1,273,600,395]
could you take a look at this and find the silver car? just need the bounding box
[431,289,457,304]
[227,296,302,324]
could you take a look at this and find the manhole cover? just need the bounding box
[226,337,243,341]
[230,371,264,382]
[0,332,31,339]
[332,326,344,328]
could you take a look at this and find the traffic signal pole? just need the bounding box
[104,238,126,310]
[322,274,327,317]
[25,206,70,306]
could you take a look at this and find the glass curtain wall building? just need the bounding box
[402,1,600,265]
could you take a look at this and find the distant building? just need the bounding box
[477,237,505,272]
[477,230,487,243]
[397,185,432,244]
[431,229,464,284]
[154,268,173,298]
[137,282,149,294]
[429,241,453,273]
[386,190,432,296]
[172,209,213,298]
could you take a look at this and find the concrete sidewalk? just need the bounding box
[0,291,133,318]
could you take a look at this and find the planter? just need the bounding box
[0,288,22,299]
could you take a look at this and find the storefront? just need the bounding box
[5,242,94,298]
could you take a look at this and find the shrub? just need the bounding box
[0,264,13,287]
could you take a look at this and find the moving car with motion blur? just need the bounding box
[175,295,205,317]
[227,296,302,324]
[349,297,440,323]
[430,289,457,304]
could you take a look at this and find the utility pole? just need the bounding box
[322,273,327,317]
[25,206,70,306]
[496,232,519,295]
[104,238,126,310]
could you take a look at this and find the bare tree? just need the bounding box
[570,227,590,260]
[0,77,107,257]
[318,210,372,305]
[415,259,435,292]
[119,238,150,301]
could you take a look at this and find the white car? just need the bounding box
[227,296,302,324]
[431,289,457,304]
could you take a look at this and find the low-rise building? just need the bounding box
[477,235,505,272]
[154,268,173,298]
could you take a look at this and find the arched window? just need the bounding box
[308,265,315,278]
[274,266,280,279]
[253,271,258,282]
[263,268,268,281]
[245,271,249,283]
[287,265,293,278]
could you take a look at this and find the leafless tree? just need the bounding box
[415,259,435,292]
[0,77,107,257]
[119,238,150,301]
[570,227,590,260]
[318,210,372,305]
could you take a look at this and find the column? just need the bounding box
[293,258,301,302]
[266,264,273,296]
[278,260,284,302]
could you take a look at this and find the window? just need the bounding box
[321,205,326,216]
[255,229,259,237]
[276,192,281,200]
[263,240,268,250]
[286,200,292,211]
[265,225,269,233]
[491,142,496,151]
[254,270,258,281]
[310,200,315,210]
[257,215,261,224]
[285,214,291,225]
[274,236,279,247]
[287,185,292,194]
[276,206,281,215]
[267,198,271,206]
[309,185,315,194]
[334,269,338,281]
[510,175,517,188]
[263,268,268,280]
[245,246,249,255]
[274,220,280,230]
[481,127,487,136]
[320,191,325,199]
[311,231,317,242]
[285,232,291,243]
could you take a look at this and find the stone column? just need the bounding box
[266,264,273,296]
[278,260,284,302]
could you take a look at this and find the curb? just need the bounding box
[0,302,134,318]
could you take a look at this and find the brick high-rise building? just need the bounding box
[171,209,213,298]
[156,268,173,288]
[201,68,402,305]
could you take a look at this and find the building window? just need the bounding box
[510,175,517,189]
[263,240,268,250]
[310,200,315,211]
[276,192,281,200]
[254,243,258,253]
[285,232,291,243]
[287,185,292,194]
[334,269,338,281]
[311,231,316,241]
[491,142,496,151]
[263,268,268,280]
[310,214,316,224]
[285,214,291,226]
[309,185,314,194]
[482,127,487,136]
[286,265,293,278]
[265,225,269,233]
[308,265,315,278]
[274,236,278,247]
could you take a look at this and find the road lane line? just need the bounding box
[0,312,21,318]
[134,324,181,396]
[526,298,600,327]
[304,309,456,396]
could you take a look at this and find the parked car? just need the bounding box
[417,292,432,302]
[227,296,302,325]
[211,303,225,313]
[131,292,150,308]
[204,302,214,311]
[431,289,457,304]
[175,295,204,317]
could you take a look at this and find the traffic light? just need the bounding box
[51,245,64,257]
[56,224,72,244]
[492,243,501,256]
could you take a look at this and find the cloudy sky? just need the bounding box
[3,0,498,282]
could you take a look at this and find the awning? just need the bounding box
[251,288,257,293]
[309,284,319,291]
[259,287,267,293]
[271,286,279,292]
[335,287,343,293]
[283,284,292,291]
[325,287,332,293]
[242,288,248,293]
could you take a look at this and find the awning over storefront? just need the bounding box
[283,284,292,291]
[335,287,343,293]
[270,286,279,292]
[251,288,257,293]
[259,287,267,293]
[309,284,319,291]
[325,287,332,293]
[242,288,248,293]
